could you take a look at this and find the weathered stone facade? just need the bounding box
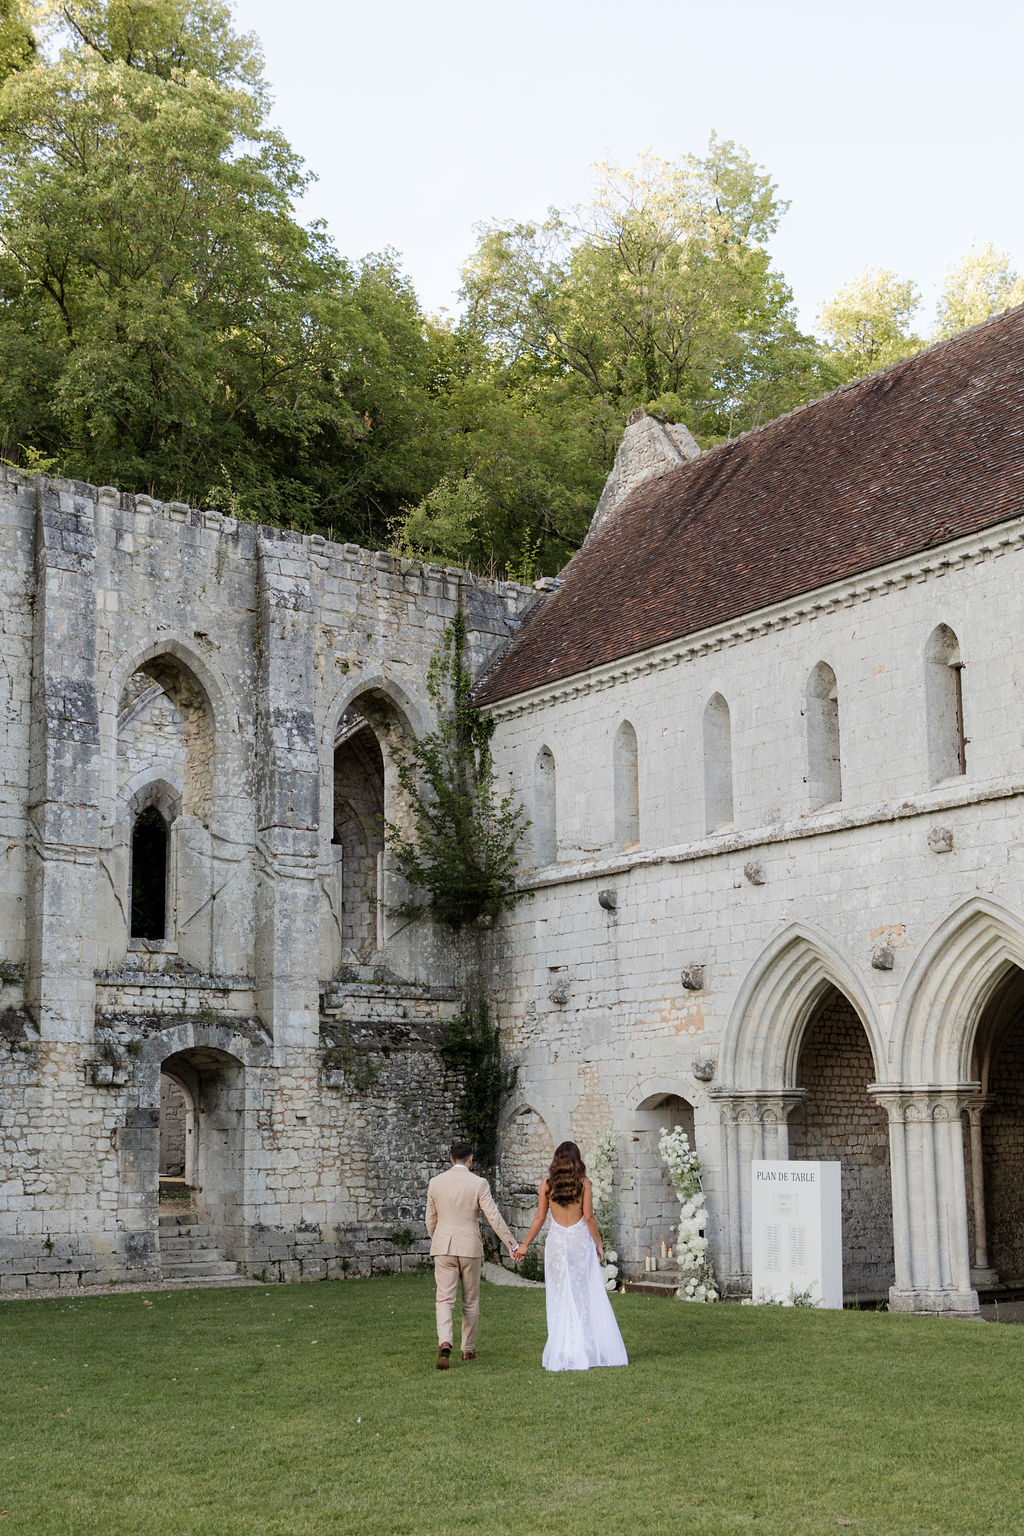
[480,309,1024,1315]
[7,310,1024,1315]
[0,466,533,1292]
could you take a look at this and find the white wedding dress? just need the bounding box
[542,1218,628,1373]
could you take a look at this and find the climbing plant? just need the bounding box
[437,999,517,1168]
[386,609,528,928]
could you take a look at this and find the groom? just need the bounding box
[425,1139,518,1370]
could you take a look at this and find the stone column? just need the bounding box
[871,1086,979,1316]
[254,531,321,1058]
[964,1096,997,1289]
[712,1089,805,1296]
[26,482,101,1042]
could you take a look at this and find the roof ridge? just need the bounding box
[596,298,1024,525]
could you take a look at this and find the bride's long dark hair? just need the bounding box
[547,1140,586,1206]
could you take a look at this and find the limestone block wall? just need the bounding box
[487,511,1024,1307]
[0,467,533,1289]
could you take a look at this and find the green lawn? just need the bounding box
[1,1274,1019,1536]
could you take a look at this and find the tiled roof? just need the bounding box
[475,304,1024,705]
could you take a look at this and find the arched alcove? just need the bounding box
[962,966,1024,1286]
[499,1103,556,1239]
[613,720,640,848]
[787,987,894,1298]
[703,693,734,833]
[533,746,556,865]
[924,623,966,783]
[620,1092,696,1276]
[327,686,418,968]
[805,661,841,810]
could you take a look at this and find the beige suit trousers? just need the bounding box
[434,1254,483,1353]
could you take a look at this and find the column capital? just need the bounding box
[711,1088,806,1125]
[867,1083,982,1122]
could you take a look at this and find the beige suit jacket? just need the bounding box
[425,1164,516,1258]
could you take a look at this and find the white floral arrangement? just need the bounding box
[587,1130,619,1290]
[658,1124,718,1303]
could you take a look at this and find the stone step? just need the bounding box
[158,1275,259,1290]
[623,1280,680,1298]
[159,1239,220,1258]
[162,1259,239,1279]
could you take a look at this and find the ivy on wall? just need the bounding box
[437,1000,517,1168]
[386,609,529,928]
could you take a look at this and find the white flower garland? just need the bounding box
[587,1130,620,1290]
[658,1125,718,1303]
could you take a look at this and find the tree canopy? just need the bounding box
[1,3,1021,576]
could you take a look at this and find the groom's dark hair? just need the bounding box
[450,1139,473,1162]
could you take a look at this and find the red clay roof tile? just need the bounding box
[475,304,1024,704]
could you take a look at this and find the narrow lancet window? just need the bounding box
[924,624,966,782]
[613,720,640,848]
[130,805,169,940]
[806,662,842,810]
[534,746,557,865]
[703,694,734,833]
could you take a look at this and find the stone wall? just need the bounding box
[0,467,534,1289]
[486,506,1024,1310]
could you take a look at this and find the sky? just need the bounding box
[230,0,1024,335]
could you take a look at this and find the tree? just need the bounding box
[934,242,1024,340]
[386,610,529,929]
[461,140,831,445]
[818,268,923,380]
[0,0,360,521]
[0,0,34,84]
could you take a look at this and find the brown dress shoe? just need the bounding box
[437,1344,451,1371]
[461,1351,476,1361]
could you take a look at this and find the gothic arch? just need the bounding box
[100,637,235,808]
[891,897,1024,1084]
[626,1074,709,1117]
[719,922,886,1092]
[318,673,427,847]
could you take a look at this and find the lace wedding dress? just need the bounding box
[542,1218,628,1372]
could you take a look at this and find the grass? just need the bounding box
[1,1273,1021,1536]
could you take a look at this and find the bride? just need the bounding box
[515,1140,628,1373]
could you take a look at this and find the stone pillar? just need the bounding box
[26,482,101,1042]
[964,1096,997,1289]
[254,531,321,1057]
[871,1086,979,1316]
[712,1089,805,1296]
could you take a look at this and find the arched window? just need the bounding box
[924,624,966,783]
[703,693,734,833]
[806,662,842,810]
[130,805,169,940]
[613,720,640,848]
[534,746,556,865]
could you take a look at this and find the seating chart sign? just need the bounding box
[751,1161,842,1308]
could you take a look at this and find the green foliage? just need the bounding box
[389,1228,414,1250]
[0,0,33,85]
[462,139,833,445]
[386,610,528,928]
[934,242,1024,340]
[817,267,924,379]
[436,998,516,1168]
[321,1028,379,1095]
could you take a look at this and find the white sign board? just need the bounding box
[751,1161,842,1308]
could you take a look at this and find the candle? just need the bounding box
[644,1255,652,1272]
[660,1240,667,1259]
